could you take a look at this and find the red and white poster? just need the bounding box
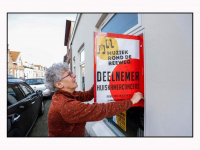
[94,32,144,107]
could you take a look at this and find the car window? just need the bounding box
[25,79,44,85]
[19,83,33,97]
[7,85,24,106]
[23,82,35,93]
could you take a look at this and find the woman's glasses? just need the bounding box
[61,72,74,81]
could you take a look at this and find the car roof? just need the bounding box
[8,78,25,83]
[8,74,14,77]
[8,74,15,78]
[25,78,44,80]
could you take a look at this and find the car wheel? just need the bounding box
[39,101,45,116]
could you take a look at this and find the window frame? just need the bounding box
[18,83,34,97]
[7,84,25,106]
[98,13,144,136]
[22,82,35,93]
[80,48,85,65]
[79,48,85,91]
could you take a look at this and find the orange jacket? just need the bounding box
[47,86,132,137]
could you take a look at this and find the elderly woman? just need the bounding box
[44,62,143,137]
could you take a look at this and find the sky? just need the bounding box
[8,14,77,68]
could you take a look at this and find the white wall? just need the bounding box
[144,14,192,136]
[71,14,192,136]
[72,14,102,92]
[24,68,34,78]
[71,14,102,136]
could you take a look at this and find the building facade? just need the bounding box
[23,61,35,78]
[69,13,192,136]
[8,45,46,79]
[64,20,75,71]
[8,48,24,78]
[33,65,46,77]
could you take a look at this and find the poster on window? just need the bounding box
[113,111,127,131]
[94,32,144,107]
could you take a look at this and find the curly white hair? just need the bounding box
[44,62,69,92]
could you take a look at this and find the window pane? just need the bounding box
[25,79,44,85]
[23,83,35,93]
[7,85,24,106]
[36,79,44,84]
[102,13,138,34]
[19,84,32,97]
[80,49,85,62]
[101,13,143,137]
[10,69,12,75]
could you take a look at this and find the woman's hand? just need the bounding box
[130,92,144,104]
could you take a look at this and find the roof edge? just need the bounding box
[69,14,81,45]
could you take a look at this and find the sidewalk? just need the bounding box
[28,98,90,137]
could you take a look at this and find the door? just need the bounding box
[19,83,41,125]
[7,84,32,137]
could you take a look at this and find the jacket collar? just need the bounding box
[55,89,78,98]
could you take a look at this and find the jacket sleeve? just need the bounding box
[60,99,132,123]
[74,85,94,102]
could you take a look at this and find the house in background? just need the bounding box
[23,62,47,79]
[64,20,75,71]
[8,44,47,79]
[23,61,35,78]
[33,65,46,78]
[8,45,24,78]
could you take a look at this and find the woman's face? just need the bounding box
[60,70,78,92]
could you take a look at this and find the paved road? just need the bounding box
[28,97,90,137]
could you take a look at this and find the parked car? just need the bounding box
[7,78,44,137]
[25,78,53,98]
[8,74,15,78]
[19,77,25,81]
